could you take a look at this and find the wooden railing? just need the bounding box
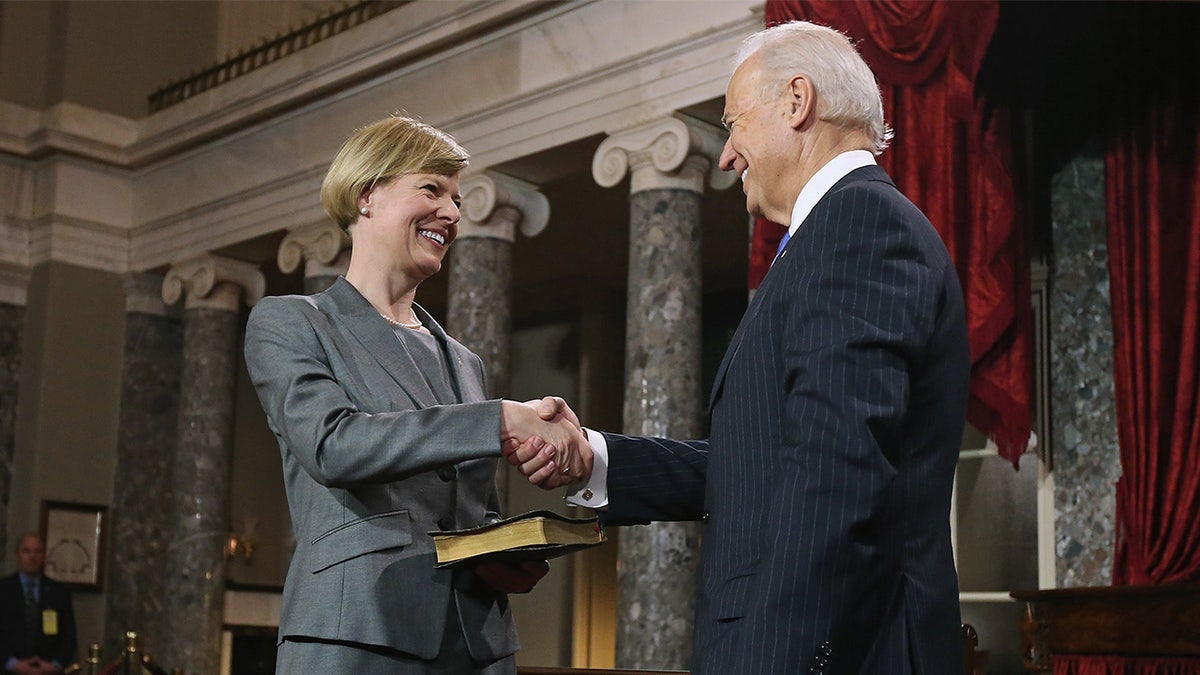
[1012,584,1200,671]
[147,0,407,112]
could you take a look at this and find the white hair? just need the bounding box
[736,21,892,154]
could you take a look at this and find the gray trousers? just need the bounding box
[276,598,516,675]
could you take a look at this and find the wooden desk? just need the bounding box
[1011,584,1200,671]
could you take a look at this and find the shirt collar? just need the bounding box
[788,150,876,234]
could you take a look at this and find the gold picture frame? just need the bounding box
[40,500,107,591]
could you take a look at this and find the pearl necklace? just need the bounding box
[379,308,423,330]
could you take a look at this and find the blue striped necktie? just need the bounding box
[772,229,792,264]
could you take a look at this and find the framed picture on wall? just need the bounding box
[39,500,108,592]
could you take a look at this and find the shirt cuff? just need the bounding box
[566,428,609,508]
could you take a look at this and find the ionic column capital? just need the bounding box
[277,222,350,278]
[162,254,265,311]
[458,171,550,242]
[592,115,737,194]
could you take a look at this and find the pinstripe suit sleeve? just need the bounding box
[600,433,708,524]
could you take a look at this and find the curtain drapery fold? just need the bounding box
[1107,73,1200,585]
[1054,655,1200,675]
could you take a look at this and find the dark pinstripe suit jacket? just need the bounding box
[602,165,969,674]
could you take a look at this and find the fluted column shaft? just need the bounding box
[592,116,732,670]
[449,172,549,509]
[103,273,183,659]
[159,256,264,675]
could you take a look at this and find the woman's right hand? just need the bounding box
[499,400,592,488]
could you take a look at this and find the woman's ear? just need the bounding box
[357,188,372,214]
[787,75,815,130]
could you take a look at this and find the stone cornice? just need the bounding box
[0,1,560,169]
[26,214,130,273]
[131,165,328,272]
[0,0,761,274]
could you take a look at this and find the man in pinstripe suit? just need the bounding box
[512,20,969,674]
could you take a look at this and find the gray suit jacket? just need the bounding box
[601,166,968,674]
[244,277,517,662]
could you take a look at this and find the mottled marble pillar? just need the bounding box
[450,172,549,508]
[159,256,264,675]
[277,221,351,294]
[592,116,733,670]
[103,273,184,659]
[0,265,28,557]
[1048,149,1120,587]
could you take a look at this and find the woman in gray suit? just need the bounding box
[244,116,588,674]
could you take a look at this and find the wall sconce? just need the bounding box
[226,516,258,564]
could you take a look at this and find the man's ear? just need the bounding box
[787,75,815,130]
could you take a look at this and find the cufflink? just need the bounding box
[582,489,594,501]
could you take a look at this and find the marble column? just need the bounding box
[277,221,351,294]
[450,171,549,508]
[592,116,733,670]
[103,273,184,659]
[0,264,28,556]
[159,255,264,675]
[1048,149,1120,587]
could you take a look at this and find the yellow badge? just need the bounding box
[42,609,58,635]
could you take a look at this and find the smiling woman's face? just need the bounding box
[358,172,463,282]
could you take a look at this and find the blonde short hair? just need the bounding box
[321,115,469,228]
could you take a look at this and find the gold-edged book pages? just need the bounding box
[431,510,606,568]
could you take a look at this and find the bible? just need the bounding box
[431,510,606,567]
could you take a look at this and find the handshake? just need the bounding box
[499,397,592,490]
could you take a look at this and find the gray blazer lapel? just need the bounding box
[318,278,441,409]
[411,303,473,402]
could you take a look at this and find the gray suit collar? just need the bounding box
[318,277,466,407]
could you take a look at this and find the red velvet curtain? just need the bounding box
[1054,655,1200,675]
[1108,77,1200,584]
[755,1,1031,467]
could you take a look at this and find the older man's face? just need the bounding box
[16,535,45,576]
[719,53,794,223]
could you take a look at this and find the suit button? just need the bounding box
[701,511,710,523]
[436,517,454,531]
[437,465,458,482]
